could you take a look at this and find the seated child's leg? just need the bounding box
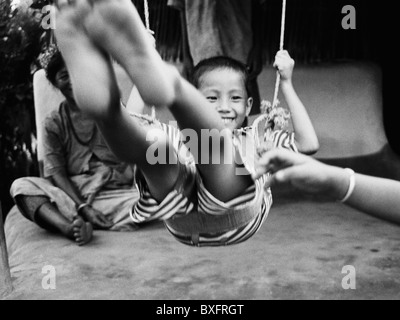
[77,0,253,202]
[15,195,92,246]
[54,0,180,202]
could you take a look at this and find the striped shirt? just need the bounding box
[130,118,297,247]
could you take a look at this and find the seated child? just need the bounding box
[10,50,140,246]
[54,0,318,247]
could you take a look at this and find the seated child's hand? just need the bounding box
[80,205,114,230]
[273,50,295,82]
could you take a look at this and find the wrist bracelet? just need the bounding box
[339,168,356,203]
[77,203,90,214]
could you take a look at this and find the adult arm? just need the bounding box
[344,174,400,225]
[253,149,400,225]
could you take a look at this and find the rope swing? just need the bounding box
[143,0,157,120]
[272,0,287,108]
[143,0,154,36]
[161,0,289,244]
[142,0,288,139]
[252,0,288,150]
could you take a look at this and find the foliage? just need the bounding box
[0,0,44,214]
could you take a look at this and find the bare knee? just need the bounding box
[14,195,49,222]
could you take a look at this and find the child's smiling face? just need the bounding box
[198,68,253,130]
[55,66,74,102]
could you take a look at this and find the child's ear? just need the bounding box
[246,97,253,117]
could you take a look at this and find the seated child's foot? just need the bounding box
[80,0,179,107]
[69,216,93,246]
[54,0,121,116]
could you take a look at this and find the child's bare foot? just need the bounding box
[54,0,121,117]
[69,216,93,246]
[78,0,179,107]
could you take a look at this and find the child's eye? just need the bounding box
[232,96,243,101]
[207,96,218,102]
[57,72,70,82]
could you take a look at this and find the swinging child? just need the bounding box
[54,0,318,247]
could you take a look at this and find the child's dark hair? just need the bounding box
[191,56,251,96]
[45,50,65,87]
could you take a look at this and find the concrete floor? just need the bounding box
[3,190,400,300]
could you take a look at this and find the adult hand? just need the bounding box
[80,205,113,230]
[253,149,349,200]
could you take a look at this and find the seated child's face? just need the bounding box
[55,66,74,102]
[198,68,253,130]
